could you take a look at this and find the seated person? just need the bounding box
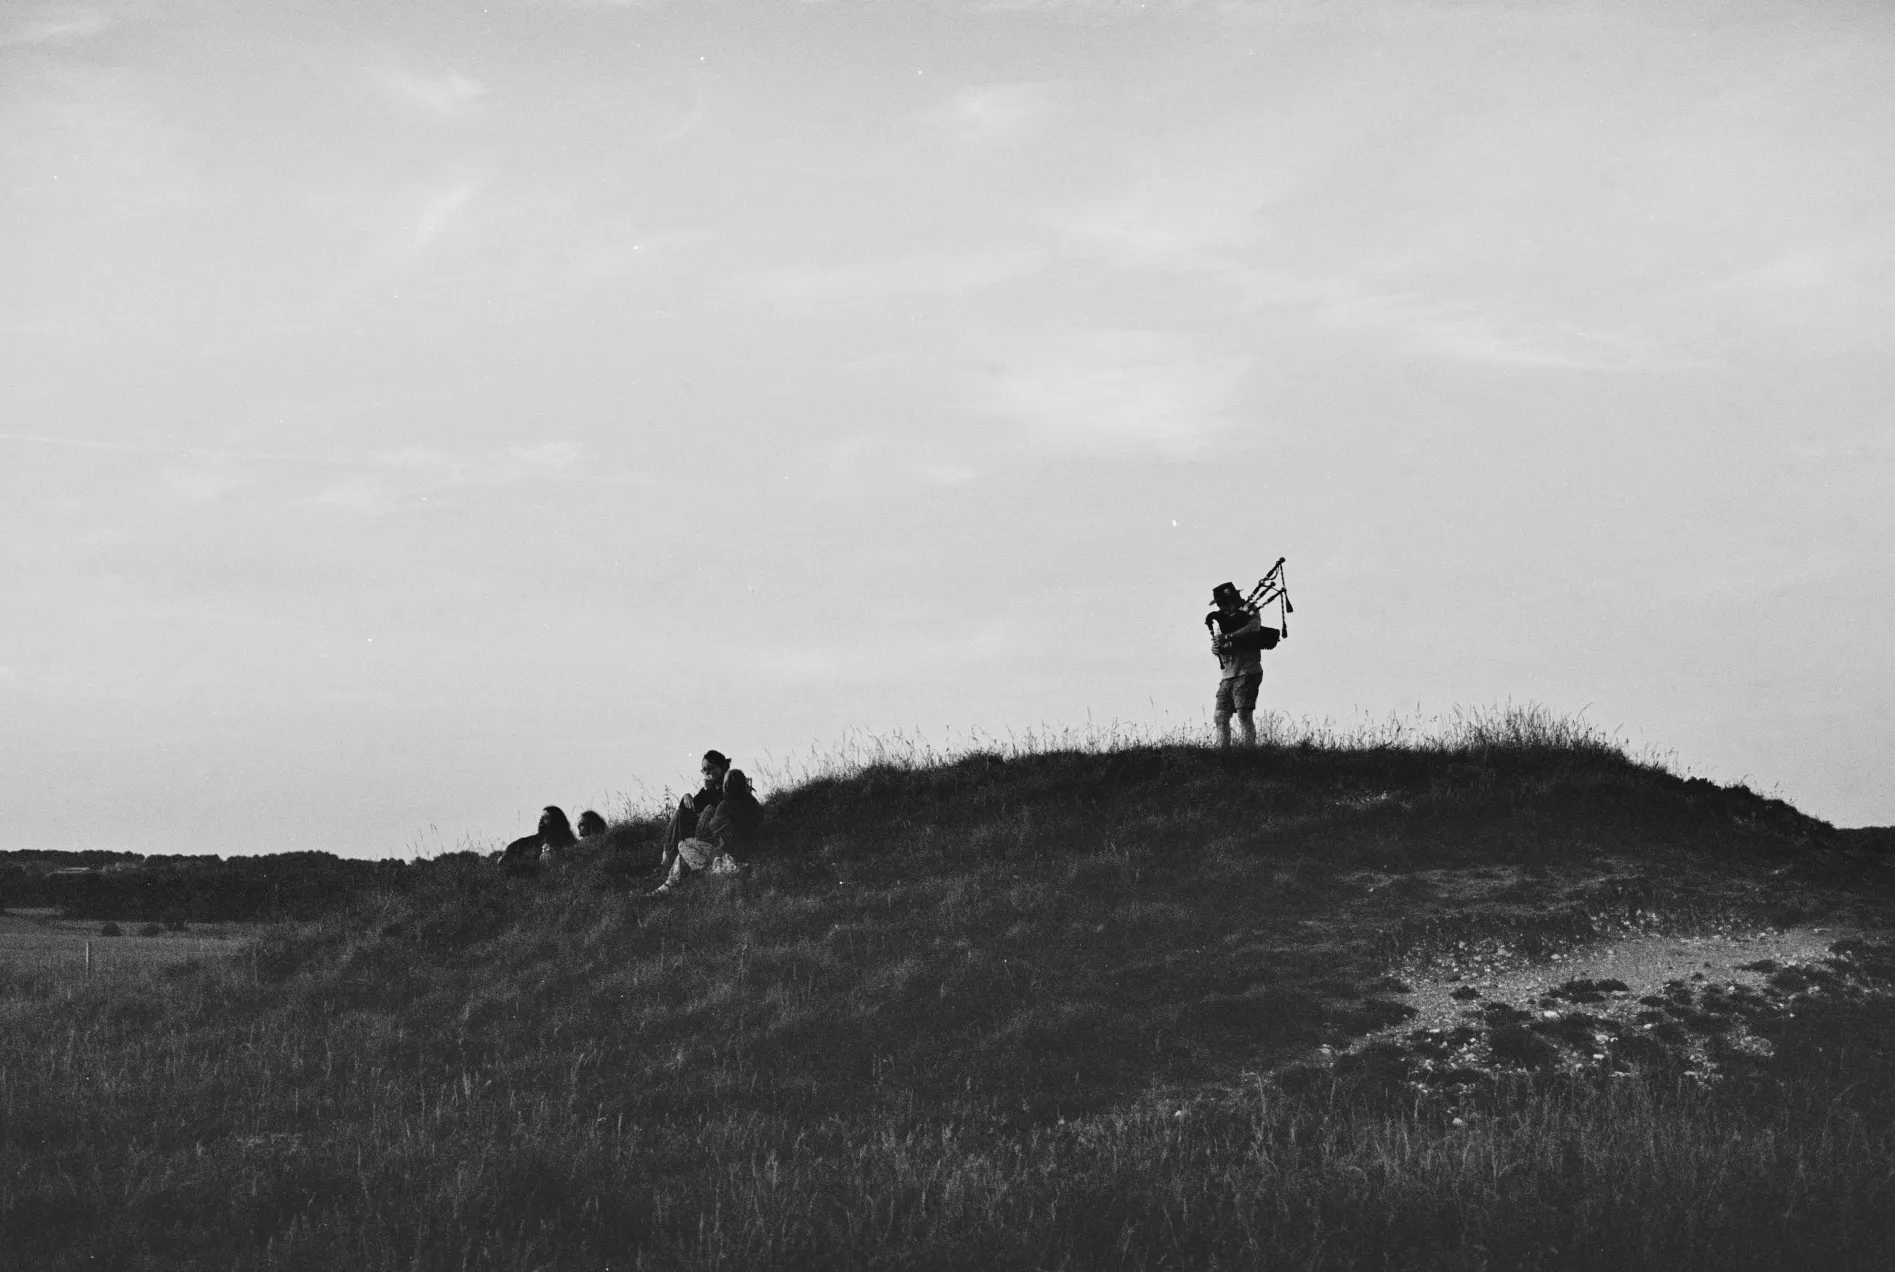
[650,768,761,894]
[658,750,729,877]
[576,810,608,840]
[502,806,577,877]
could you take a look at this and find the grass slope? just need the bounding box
[6,720,1895,1269]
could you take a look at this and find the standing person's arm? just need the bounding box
[1213,607,1261,668]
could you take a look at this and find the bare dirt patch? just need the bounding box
[1397,924,1874,1032]
[1306,925,1895,1095]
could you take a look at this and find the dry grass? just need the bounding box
[4,709,1892,1269]
[0,913,254,992]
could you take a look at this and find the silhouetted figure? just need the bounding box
[500,833,541,877]
[1209,581,1266,747]
[501,806,578,877]
[651,768,760,894]
[576,810,608,840]
[538,806,577,863]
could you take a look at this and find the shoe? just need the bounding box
[648,882,674,896]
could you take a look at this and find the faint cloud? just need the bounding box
[371,65,487,119]
[979,0,1428,22]
[310,475,382,510]
[503,441,582,470]
[77,536,350,598]
[1323,288,1646,370]
[161,460,252,503]
[1048,170,1290,270]
[977,0,1198,14]
[408,177,483,256]
[749,249,1042,303]
[981,330,1249,457]
[379,440,582,484]
[1212,0,1414,26]
[1410,320,1634,369]
[347,173,489,283]
[14,64,201,219]
[1048,164,1662,370]
[1682,241,1895,352]
[570,229,707,285]
[813,434,981,491]
[0,431,143,453]
[925,82,1061,144]
[0,9,112,48]
[1241,269,1668,370]
[651,74,709,147]
[314,442,583,511]
[1735,248,1836,292]
[1784,431,1891,464]
[917,461,977,487]
[757,623,1015,684]
[572,240,653,284]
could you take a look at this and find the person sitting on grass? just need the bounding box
[650,768,761,895]
[501,806,577,878]
[657,750,730,879]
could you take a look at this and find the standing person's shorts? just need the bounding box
[1215,671,1263,714]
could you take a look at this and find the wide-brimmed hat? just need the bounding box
[1210,581,1241,605]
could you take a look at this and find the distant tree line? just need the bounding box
[0,849,417,923]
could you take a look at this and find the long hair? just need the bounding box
[538,806,577,850]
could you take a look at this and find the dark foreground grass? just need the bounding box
[5,722,1895,1269]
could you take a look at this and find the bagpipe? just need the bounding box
[1205,557,1292,659]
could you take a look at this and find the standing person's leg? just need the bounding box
[1214,675,1236,748]
[1235,671,1263,746]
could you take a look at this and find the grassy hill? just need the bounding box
[5,712,1895,1269]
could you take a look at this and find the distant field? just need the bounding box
[0,910,254,980]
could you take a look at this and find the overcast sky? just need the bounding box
[4,0,1891,858]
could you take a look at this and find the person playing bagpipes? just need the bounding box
[1206,565,1288,748]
